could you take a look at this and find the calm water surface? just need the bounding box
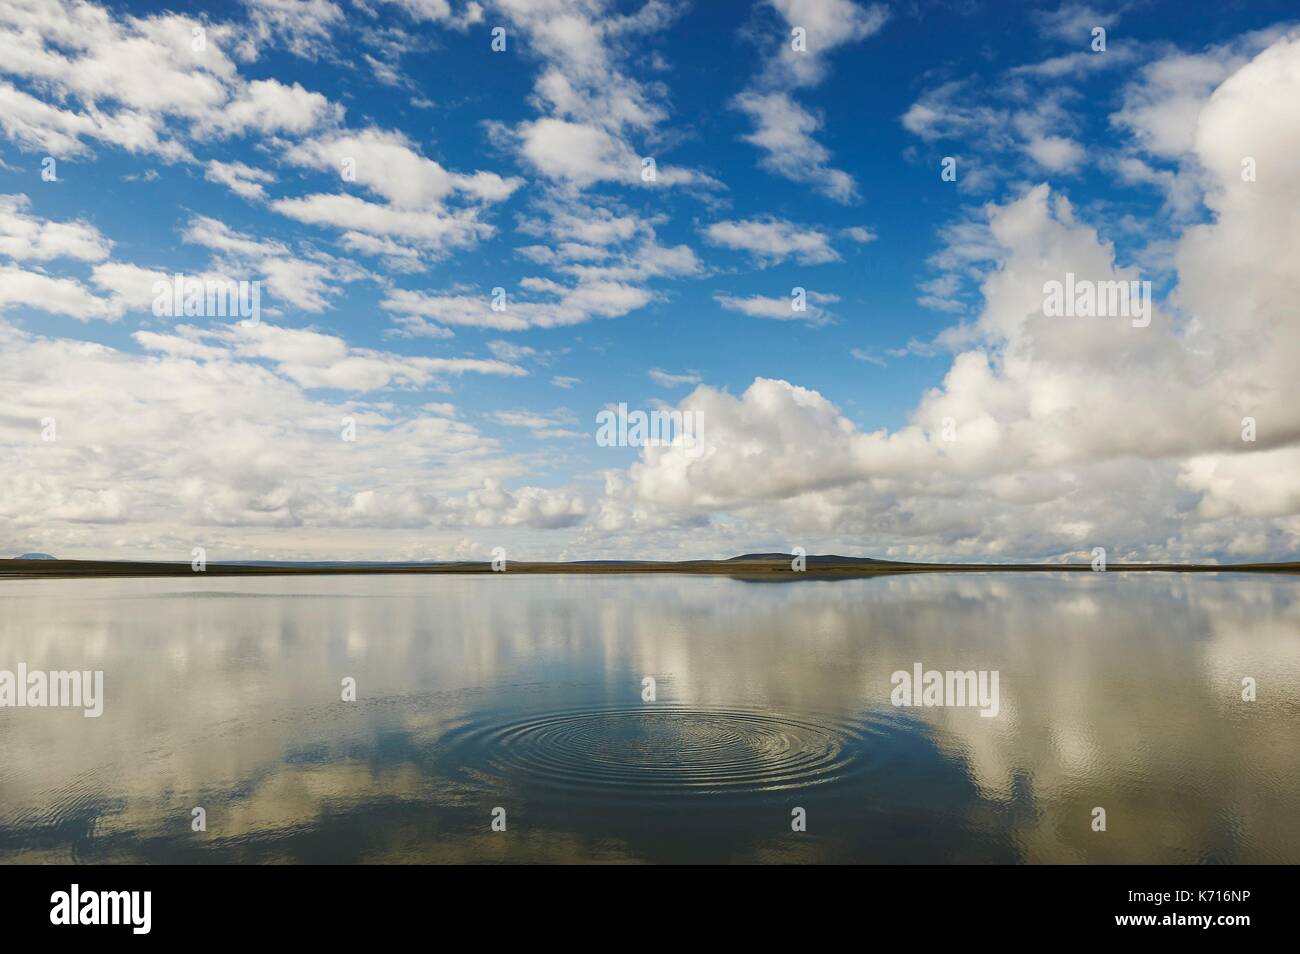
[1,573,1297,863]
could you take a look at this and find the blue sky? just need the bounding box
[3,0,1300,562]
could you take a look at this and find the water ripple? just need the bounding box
[443,704,889,797]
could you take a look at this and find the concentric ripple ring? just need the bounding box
[446,704,881,796]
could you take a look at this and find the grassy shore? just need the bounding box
[3,556,1299,580]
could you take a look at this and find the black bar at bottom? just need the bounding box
[0,864,1282,940]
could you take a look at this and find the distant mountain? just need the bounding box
[15,552,57,560]
[726,553,895,565]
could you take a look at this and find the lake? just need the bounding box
[1,572,1296,863]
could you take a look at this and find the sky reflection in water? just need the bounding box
[0,572,1296,863]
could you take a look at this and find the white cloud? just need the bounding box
[0,264,118,320]
[485,0,714,194]
[842,226,877,243]
[241,0,346,60]
[272,192,493,258]
[0,195,112,262]
[0,320,581,555]
[732,91,857,202]
[1110,28,1289,160]
[490,407,581,439]
[376,0,485,28]
[267,126,524,265]
[730,0,888,200]
[714,291,838,325]
[182,216,364,313]
[0,1,340,165]
[0,81,186,160]
[137,321,526,391]
[204,160,276,201]
[384,199,697,336]
[1025,135,1086,172]
[702,217,839,266]
[603,33,1300,560]
[515,118,637,188]
[284,127,520,208]
[849,347,885,366]
[648,368,701,388]
[386,280,654,333]
[200,79,340,139]
[765,0,890,84]
[1033,3,1119,43]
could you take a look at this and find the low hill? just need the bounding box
[726,552,896,565]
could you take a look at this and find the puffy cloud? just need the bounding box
[732,91,857,202]
[0,0,345,166]
[1109,29,1289,160]
[515,118,637,188]
[647,368,701,388]
[604,34,1300,561]
[204,160,276,201]
[0,319,581,556]
[385,201,698,335]
[200,79,341,139]
[485,0,715,193]
[764,0,890,87]
[489,408,581,439]
[702,217,839,266]
[385,280,654,333]
[172,215,366,313]
[714,290,838,325]
[240,0,346,60]
[0,195,112,262]
[265,127,524,266]
[1024,135,1086,172]
[0,265,118,320]
[730,0,887,201]
[283,127,520,208]
[905,80,1091,182]
[271,193,495,261]
[0,80,186,160]
[376,0,485,28]
[1033,3,1118,43]
[0,2,234,159]
[135,321,526,391]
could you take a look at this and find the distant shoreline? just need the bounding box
[3,556,1299,580]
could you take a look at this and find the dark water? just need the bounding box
[0,573,1297,863]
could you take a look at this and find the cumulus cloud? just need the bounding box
[605,33,1300,560]
[375,0,485,28]
[5,4,1300,566]
[204,160,276,201]
[240,0,346,60]
[1033,3,1118,43]
[484,0,715,192]
[0,195,112,262]
[0,319,579,557]
[385,280,655,333]
[702,217,839,266]
[648,368,701,388]
[732,91,858,202]
[0,0,335,161]
[0,264,119,320]
[282,127,520,208]
[730,0,888,201]
[714,290,838,325]
[386,206,698,335]
[136,321,525,391]
[490,408,582,439]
